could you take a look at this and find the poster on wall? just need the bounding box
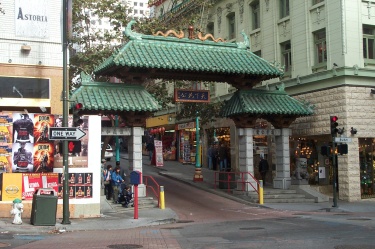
[13,113,34,143]
[0,144,12,173]
[53,115,89,168]
[57,172,93,199]
[34,114,54,143]
[0,113,13,144]
[33,143,54,172]
[12,142,33,173]
[22,173,58,200]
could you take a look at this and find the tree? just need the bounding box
[69,0,130,87]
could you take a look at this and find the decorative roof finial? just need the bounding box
[236,30,250,49]
[124,20,142,40]
[188,26,194,39]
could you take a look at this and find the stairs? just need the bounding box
[232,188,316,204]
[107,197,159,213]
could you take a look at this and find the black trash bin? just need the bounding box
[218,172,236,189]
[30,188,58,226]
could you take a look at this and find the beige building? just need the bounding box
[151,0,375,201]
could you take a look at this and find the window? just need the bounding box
[140,2,143,7]
[312,0,324,5]
[134,9,138,14]
[253,50,262,57]
[140,10,144,15]
[280,0,289,19]
[227,13,236,40]
[281,41,292,73]
[207,22,214,35]
[134,2,137,6]
[251,1,260,30]
[314,29,327,65]
[363,26,375,61]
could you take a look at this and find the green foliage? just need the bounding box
[176,101,224,126]
[69,0,130,85]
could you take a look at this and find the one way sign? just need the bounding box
[49,127,86,141]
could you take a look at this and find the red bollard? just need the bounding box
[134,184,138,219]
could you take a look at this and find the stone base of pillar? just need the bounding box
[273,177,291,189]
[136,184,146,197]
[291,179,309,185]
[193,168,204,182]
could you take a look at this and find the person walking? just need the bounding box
[146,141,154,161]
[111,166,125,204]
[258,156,269,185]
[218,143,228,171]
[103,164,113,200]
[207,144,214,170]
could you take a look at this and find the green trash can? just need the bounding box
[30,188,58,226]
[218,172,236,189]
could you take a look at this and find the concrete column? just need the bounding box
[128,127,145,197]
[273,128,291,189]
[237,128,256,192]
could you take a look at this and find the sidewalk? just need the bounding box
[1,155,374,235]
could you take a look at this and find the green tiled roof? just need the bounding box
[94,21,283,82]
[70,76,160,114]
[220,89,314,117]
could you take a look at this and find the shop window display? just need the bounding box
[359,138,375,198]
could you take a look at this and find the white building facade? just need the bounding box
[152,0,375,201]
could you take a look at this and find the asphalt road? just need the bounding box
[6,157,375,249]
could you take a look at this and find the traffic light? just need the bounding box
[330,116,339,136]
[68,140,82,154]
[72,103,83,127]
[337,144,348,155]
[321,145,331,156]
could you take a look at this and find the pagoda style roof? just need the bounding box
[70,74,160,117]
[94,20,283,89]
[220,88,314,128]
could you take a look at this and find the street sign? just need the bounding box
[334,137,352,143]
[49,127,86,140]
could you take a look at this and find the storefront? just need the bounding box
[359,138,375,198]
[176,122,198,164]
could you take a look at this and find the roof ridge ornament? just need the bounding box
[80,72,92,85]
[153,30,185,39]
[276,83,285,91]
[197,32,225,42]
[124,20,142,40]
[236,30,250,49]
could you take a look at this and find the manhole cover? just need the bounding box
[347,218,371,221]
[292,213,310,216]
[176,220,194,223]
[0,242,10,248]
[161,227,184,229]
[334,213,351,216]
[239,227,264,230]
[108,244,143,249]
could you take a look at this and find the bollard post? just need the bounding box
[259,180,264,205]
[159,186,165,209]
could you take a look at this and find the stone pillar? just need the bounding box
[237,128,256,192]
[128,127,145,197]
[273,128,291,189]
[339,137,361,201]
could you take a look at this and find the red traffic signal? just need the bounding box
[75,103,83,109]
[330,116,339,136]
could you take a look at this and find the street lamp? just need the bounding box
[193,111,203,181]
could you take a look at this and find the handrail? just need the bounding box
[143,175,160,207]
[214,171,260,194]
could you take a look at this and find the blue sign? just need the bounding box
[174,89,210,103]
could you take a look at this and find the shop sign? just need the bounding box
[101,127,131,136]
[154,140,164,167]
[254,129,281,136]
[177,122,195,130]
[174,89,210,103]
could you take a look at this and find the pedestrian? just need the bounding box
[212,143,219,170]
[218,143,228,171]
[103,164,113,200]
[146,141,154,161]
[207,144,214,170]
[111,166,125,204]
[116,161,127,183]
[258,155,269,185]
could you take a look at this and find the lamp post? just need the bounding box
[193,112,203,181]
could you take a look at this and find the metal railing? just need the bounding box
[214,171,260,194]
[143,175,160,207]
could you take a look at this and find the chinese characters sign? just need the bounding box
[174,89,210,103]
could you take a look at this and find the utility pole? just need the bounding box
[61,0,71,224]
